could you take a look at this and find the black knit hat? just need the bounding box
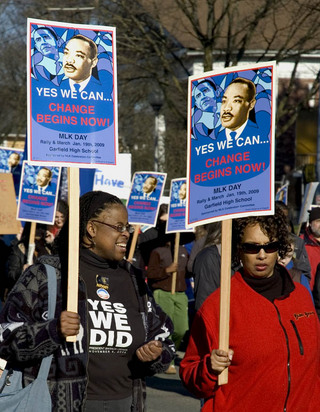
[308,207,320,222]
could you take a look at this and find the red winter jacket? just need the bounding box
[180,270,320,411]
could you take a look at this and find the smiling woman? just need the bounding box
[0,191,175,412]
[180,210,320,411]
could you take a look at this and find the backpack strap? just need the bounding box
[37,264,57,380]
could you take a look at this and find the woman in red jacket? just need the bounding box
[180,212,320,411]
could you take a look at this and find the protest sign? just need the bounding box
[17,161,61,224]
[127,172,167,226]
[275,183,288,205]
[93,153,131,199]
[27,18,117,167]
[187,62,276,384]
[187,61,276,227]
[0,173,21,234]
[166,178,193,234]
[127,172,166,261]
[0,147,24,196]
[298,182,320,225]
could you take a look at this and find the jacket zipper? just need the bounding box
[290,320,304,355]
[274,305,291,412]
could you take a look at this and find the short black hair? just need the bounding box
[228,77,256,102]
[67,34,98,60]
[57,199,69,217]
[79,191,124,248]
[33,26,58,41]
[196,79,217,91]
[232,212,292,266]
[39,167,52,179]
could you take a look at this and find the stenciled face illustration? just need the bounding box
[194,81,217,112]
[63,38,97,83]
[33,28,58,58]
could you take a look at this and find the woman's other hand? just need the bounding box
[136,340,163,362]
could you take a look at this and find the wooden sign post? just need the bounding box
[127,225,140,262]
[218,219,232,385]
[27,222,36,265]
[171,232,180,294]
[66,167,80,342]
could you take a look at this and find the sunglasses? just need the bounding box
[91,220,135,234]
[241,241,279,254]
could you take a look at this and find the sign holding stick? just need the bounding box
[171,232,180,295]
[128,225,140,262]
[218,219,232,385]
[27,222,37,265]
[66,167,80,342]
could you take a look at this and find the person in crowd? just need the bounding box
[300,206,320,289]
[192,222,222,311]
[312,263,320,320]
[278,232,313,299]
[0,236,9,306]
[138,204,194,271]
[146,217,190,374]
[275,200,311,282]
[138,203,170,268]
[46,199,69,243]
[0,191,175,411]
[186,225,208,274]
[180,212,320,411]
[6,223,51,291]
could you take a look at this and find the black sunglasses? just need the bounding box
[91,220,135,234]
[241,241,279,254]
